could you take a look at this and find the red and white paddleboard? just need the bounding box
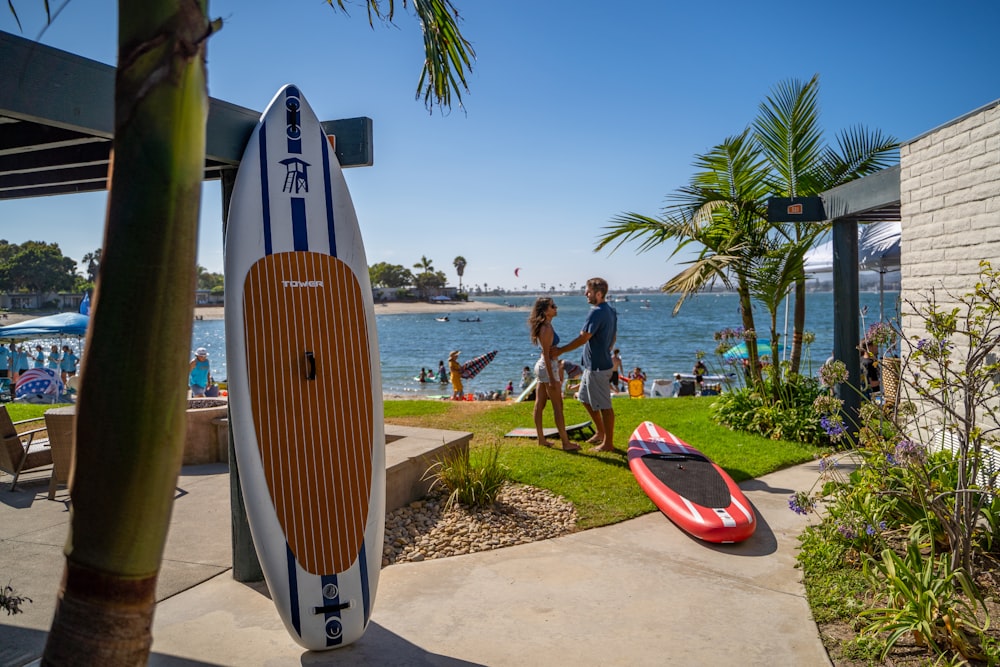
[628,421,755,543]
[225,84,384,650]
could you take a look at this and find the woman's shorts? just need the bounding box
[534,356,558,384]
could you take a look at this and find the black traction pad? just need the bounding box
[641,454,731,508]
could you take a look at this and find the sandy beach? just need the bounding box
[1,299,522,326]
[192,299,524,320]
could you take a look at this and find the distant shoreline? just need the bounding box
[193,299,525,320]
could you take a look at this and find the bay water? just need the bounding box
[190,291,899,397]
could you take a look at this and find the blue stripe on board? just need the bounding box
[291,198,308,251]
[286,544,301,636]
[359,543,371,624]
[321,574,344,647]
[319,129,337,257]
[258,124,273,256]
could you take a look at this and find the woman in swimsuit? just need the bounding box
[528,297,579,451]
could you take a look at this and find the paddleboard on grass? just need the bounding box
[224,84,384,650]
[627,421,755,543]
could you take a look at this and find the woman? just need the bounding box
[528,297,579,451]
[46,344,61,372]
[59,345,78,385]
[448,350,464,400]
[189,347,213,398]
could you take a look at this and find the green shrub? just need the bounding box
[711,373,826,444]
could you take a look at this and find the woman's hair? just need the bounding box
[528,297,554,345]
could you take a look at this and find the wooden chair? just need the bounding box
[0,405,52,491]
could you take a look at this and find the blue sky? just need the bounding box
[2,1,999,292]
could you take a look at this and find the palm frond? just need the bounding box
[753,74,824,198]
[414,0,476,111]
[818,124,899,187]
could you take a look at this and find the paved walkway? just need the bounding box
[1,460,831,666]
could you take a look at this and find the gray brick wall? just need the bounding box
[900,101,1000,324]
[898,100,1000,435]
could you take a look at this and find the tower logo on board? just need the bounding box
[280,157,310,194]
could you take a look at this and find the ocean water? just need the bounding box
[190,291,899,396]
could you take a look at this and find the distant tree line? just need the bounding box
[0,240,88,293]
[0,240,226,298]
[369,255,468,297]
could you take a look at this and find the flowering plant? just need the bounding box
[862,321,896,349]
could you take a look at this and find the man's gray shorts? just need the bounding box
[579,368,613,410]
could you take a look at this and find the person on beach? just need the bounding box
[552,277,618,452]
[189,347,213,398]
[0,342,9,401]
[46,345,61,372]
[610,348,624,392]
[14,344,29,380]
[60,345,78,386]
[861,342,880,398]
[520,365,532,390]
[528,297,579,451]
[33,345,45,368]
[693,357,707,391]
[437,360,448,384]
[448,350,464,400]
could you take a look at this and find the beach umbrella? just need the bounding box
[723,341,783,361]
[15,367,65,400]
[460,350,498,380]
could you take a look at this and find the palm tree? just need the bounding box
[452,255,467,290]
[753,75,897,375]
[598,129,774,383]
[413,255,435,274]
[18,1,475,663]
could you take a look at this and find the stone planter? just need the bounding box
[185,398,229,465]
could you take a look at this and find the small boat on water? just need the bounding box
[435,316,449,322]
[458,317,481,322]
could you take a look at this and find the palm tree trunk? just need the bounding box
[736,282,762,385]
[789,276,806,375]
[44,2,211,663]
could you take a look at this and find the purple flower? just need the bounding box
[894,439,927,466]
[788,492,814,516]
[821,416,846,440]
[837,524,857,540]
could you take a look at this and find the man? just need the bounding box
[553,277,618,451]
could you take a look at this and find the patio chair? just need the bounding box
[0,405,52,491]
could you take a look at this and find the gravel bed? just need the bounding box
[382,483,577,567]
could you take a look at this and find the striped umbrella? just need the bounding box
[460,350,498,380]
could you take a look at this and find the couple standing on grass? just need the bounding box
[529,277,618,452]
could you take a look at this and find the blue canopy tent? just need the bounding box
[0,312,90,340]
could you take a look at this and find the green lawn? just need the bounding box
[8,397,820,530]
[385,397,819,529]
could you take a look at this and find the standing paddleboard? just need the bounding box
[225,84,384,650]
[628,421,755,543]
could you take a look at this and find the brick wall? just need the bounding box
[898,99,1000,438]
[900,100,1000,305]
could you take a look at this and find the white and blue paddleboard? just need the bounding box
[224,84,385,650]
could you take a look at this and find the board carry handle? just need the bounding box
[305,351,317,380]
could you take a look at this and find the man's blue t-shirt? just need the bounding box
[581,302,617,371]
